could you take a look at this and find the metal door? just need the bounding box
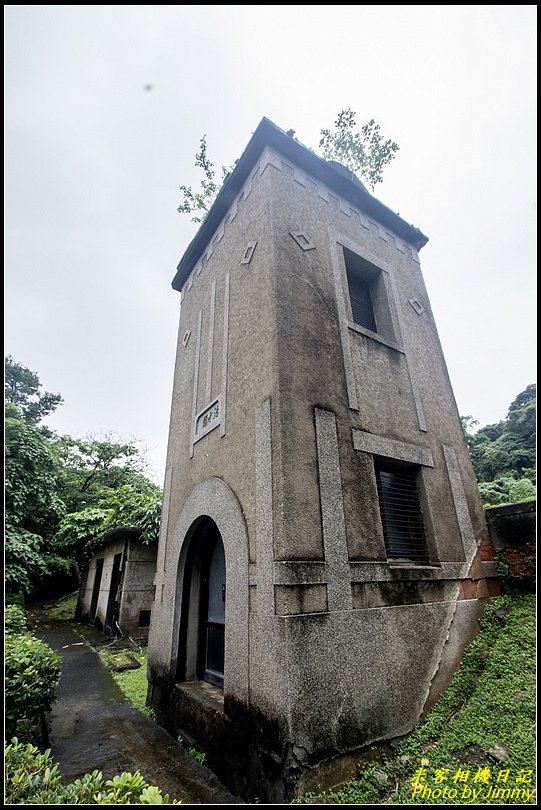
[202,539,225,687]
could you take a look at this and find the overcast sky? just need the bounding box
[5,5,537,485]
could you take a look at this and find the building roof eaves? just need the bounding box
[172,117,428,292]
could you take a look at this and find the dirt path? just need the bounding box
[30,612,243,804]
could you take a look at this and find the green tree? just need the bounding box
[50,439,161,576]
[478,476,535,507]
[462,384,536,506]
[508,383,536,413]
[177,110,399,221]
[473,386,536,482]
[5,410,66,594]
[177,135,233,223]
[5,355,63,424]
[318,109,399,190]
[4,357,162,595]
[56,485,162,567]
[50,434,154,514]
[5,413,65,538]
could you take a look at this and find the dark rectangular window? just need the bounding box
[348,274,377,332]
[138,610,151,628]
[375,460,429,564]
[344,246,378,332]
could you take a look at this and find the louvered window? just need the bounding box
[347,273,377,332]
[375,461,429,564]
[344,247,378,333]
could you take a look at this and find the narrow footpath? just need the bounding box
[31,614,243,804]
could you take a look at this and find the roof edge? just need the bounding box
[172,117,428,292]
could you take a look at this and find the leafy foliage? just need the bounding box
[57,485,162,565]
[186,746,207,765]
[478,476,536,508]
[177,135,233,223]
[177,111,399,221]
[51,434,152,514]
[4,605,28,634]
[4,409,66,595]
[5,355,63,424]
[462,384,536,506]
[55,506,113,561]
[99,485,162,544]
[319,109,399,190]
[5,633,61,737]
[5,524,51,596]
[177,737,207,765]
[5,414,65,539]
[4,357,163,595]
[4,740,179,804]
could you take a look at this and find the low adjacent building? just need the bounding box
[77,527,157,641]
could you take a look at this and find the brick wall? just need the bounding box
[485,500,536,591]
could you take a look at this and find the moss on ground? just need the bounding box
[46,591,79,621]
[108,651,155,719]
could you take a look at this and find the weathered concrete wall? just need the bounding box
[78,537,157,638]
[148,140,494,802]
[149,160,276,680]
[119,542,157,639]
[78,538,125,631]
[485,499,536,591]
[266,155,486,570]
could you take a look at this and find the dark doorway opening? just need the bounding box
[89,558,104,625]
[177,518,226,689]
[105,552,123,633]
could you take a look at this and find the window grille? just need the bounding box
[347,272,377,332]
[375,462,429,564]
[344,247,378,332]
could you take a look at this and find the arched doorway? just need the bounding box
[177,518,226,688]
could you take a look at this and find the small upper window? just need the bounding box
[343,247,379,333]
[374,459,429,564]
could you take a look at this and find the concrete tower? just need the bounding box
[147,119,497,801]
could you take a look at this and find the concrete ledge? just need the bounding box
[352,430,434,467]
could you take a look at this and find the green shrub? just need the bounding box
[4,604,28,634]
[5,593,25,608]
[187,746,207,765]
[4,739,179,804]
[5,634,61,737]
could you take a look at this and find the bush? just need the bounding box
[5,593,26,608]
[5,604,28,634]
[5,634,61,737]
[4,739,179,804]
[478,475,536,507]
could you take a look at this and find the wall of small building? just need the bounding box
[78,538,157,639]
[118,541,157,639]
[78,538,125,631]
[485,499,536,590]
